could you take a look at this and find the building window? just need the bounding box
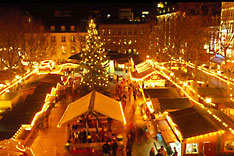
[101,29,105,36]
[61,36,66,42]
[186,143,198,154]
[61,26,66,31]
[140,30,143,35]
[118,29,121,35]
[51,36,56,42]
[71,46,76,53]
[40,26,44,32]
[70,26,75,31]
[50,26,55,31]
[128,29,132,35]
[224,141,234,152]
[71,36,75,42]
[62,45,66,54]
[134,30,137,35]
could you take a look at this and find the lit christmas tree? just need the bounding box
[80,19,109,91]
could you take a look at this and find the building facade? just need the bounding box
[220,2,234,58]
[47,25,87,62]
[98,22,150,58]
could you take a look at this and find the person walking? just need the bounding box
[111,139,118,156]
[126,137,133,156]
[172,147,178,156]
[150,147,155,156]
[103,141,111,156]
[160,146,167,156]
[156,149,163,156]
[100,127,105,142]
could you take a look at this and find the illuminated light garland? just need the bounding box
[153,60,234,135]
[185,130,225,141]
[0,69,37,95]
[14,65,74,139]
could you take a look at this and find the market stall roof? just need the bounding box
[143,88,180,99]
[107,51,130,61]
[68,53,82,61]
[135,60,152,73]
[156,119,179,143]
[205,107,234,129]
[57,91,126,127]
[198,87,228,98]
[0,92,20,101]
[168,107,222,139]
[221,61,234,69]
[131,67,155,79]
[158,98,192,112]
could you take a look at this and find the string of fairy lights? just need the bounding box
[151,60,234,135]
[168,58,234,103]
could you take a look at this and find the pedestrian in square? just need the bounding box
[103,141,111,156]
[160,146,167,156]
[150,147,155,156]
[111,139,118,156]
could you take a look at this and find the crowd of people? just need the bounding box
[115,78,142,110]
[66,115,117,145]
[149,146,178,156]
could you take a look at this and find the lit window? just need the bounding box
[61,26,66,31]
[62,45,66,54]
[70,26,75,31]
[51,36,56,42]
[140,30,143,35]
[71,36,75,42]
[186,143,198,154]
[71,46,76,53]
[224,141,234,152]
[61,36,66,42]
[50,26,55,31]
[101,29,105,36]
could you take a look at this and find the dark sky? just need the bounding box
[0,1,154,21]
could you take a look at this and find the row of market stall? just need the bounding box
[129,60,234,156]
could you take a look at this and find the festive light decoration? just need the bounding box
[79,19,109,90]
[185,130,225,141]
[153,60,234,135]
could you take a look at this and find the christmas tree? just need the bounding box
[80,19,109,91]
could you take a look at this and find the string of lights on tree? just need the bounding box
[79,19,109,90]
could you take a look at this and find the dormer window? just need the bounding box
[61,26,66,31]
[70,25,75,31]
[50,26,55,31]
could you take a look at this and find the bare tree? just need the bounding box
[0,9,26,74]
[24,19,56,69]
[0,9,56,75]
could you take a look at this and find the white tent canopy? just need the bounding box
[57,91,126,127]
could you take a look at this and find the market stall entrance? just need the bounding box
[57,91,126,154]
[57,91,126,127]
